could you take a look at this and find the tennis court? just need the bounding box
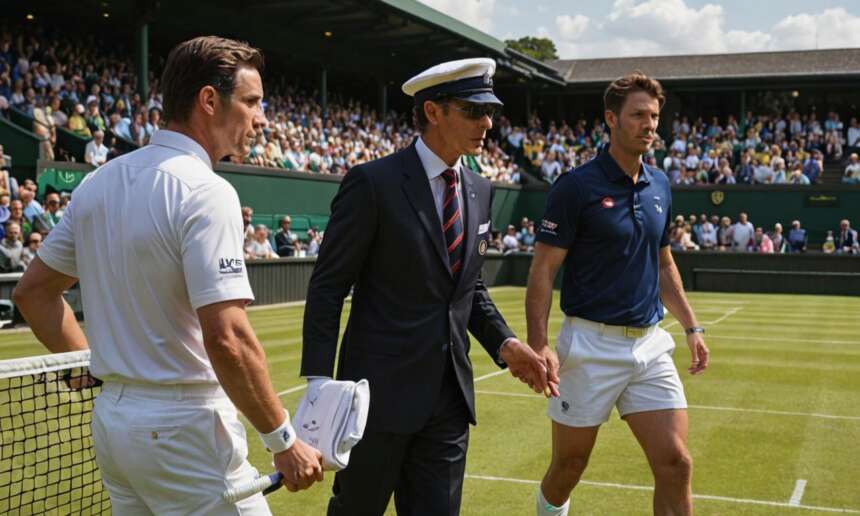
[2,287,859,515]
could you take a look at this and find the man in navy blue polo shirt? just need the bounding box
[526,72,709,516]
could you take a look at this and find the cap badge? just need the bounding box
[483,72,492,86]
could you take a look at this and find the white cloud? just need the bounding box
[555,14,589,40]
[768,8,860,51]
[417,0,497,34]
[548,2,860,59]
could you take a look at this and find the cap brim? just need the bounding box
[452,91,503,106]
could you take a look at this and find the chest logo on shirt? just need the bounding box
[218,258,244,274]
[601,197,615,209]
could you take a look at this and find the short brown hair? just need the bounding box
[161,36,264,123]
[603,71,665,114]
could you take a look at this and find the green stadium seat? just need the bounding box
[251,214,276,232]
[307,214,329,232]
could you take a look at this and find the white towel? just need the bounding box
[293,379,370,471]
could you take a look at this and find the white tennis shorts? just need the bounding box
[548,317,687,428]
[92,382,271,515]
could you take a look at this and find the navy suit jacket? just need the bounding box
[301,140,514,433]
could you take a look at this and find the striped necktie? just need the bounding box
[441,168,464,277]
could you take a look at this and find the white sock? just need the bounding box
[536,487,570,516]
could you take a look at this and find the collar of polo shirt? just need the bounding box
[598,145,652,185]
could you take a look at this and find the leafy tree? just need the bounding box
[505,36,558,62]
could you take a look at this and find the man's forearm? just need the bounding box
[205,322,285,434]
[525,269,554,350]
[659,262,699,329]
[17,293,88,353]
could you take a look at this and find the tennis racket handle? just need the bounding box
[222,472,283,503]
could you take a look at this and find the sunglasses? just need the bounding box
[448,101,500,121]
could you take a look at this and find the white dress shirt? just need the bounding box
[415,136,464,227]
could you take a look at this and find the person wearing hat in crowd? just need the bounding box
[301,58,555,515]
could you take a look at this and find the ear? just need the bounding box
[197,85,218,117]
[605,109,617,130]
[424,100,442,127]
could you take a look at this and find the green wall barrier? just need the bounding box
[670,186,860,246]
[0,116,45,182]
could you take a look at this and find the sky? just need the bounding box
[416,0,860,59]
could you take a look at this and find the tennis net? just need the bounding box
[0,350,109,515]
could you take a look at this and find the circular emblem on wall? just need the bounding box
[710,190,725,206]
[478,239,488,256]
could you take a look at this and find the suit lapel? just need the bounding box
[458,163,480,286]
[401,143,451,275]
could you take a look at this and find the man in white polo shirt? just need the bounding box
[13,36,322,514]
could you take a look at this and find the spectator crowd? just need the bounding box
[667,212,858,255]
[498,110,860,186]
[0,23,522,184]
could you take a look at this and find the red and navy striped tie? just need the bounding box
[442,168,464,278]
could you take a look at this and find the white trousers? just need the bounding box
[92,382,271,516]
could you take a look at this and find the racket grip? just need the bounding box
[222,472,283,504]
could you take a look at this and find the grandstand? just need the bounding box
[0,0,859,514]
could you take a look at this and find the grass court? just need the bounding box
[1,287,859,515]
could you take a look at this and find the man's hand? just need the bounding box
[273,439,324,492]
[500,339,558,397]
[687,333,709,375]
[532,344,560,397]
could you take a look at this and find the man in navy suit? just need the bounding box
[301,58,556,515]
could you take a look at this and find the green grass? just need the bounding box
[2,287,859,515]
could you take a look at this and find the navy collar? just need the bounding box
[598,145,650,185]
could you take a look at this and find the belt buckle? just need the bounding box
[624,326,645,339]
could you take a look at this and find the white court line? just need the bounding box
[790,479,808,506]
[277,384,307,396]
[474,369,509,382]
[474,390,860,421]
[662,306,741,331]
[706,307,742,326]
[668,333,860,346]
[464,474,860,514]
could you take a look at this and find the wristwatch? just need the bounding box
[685,326,705,335]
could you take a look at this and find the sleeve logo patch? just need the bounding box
[541,219,558,231]
[218,258,244,274]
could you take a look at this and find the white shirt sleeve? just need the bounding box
[37,195,78,277]
[180,181,254,310]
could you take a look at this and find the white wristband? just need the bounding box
[259,410,296,454]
